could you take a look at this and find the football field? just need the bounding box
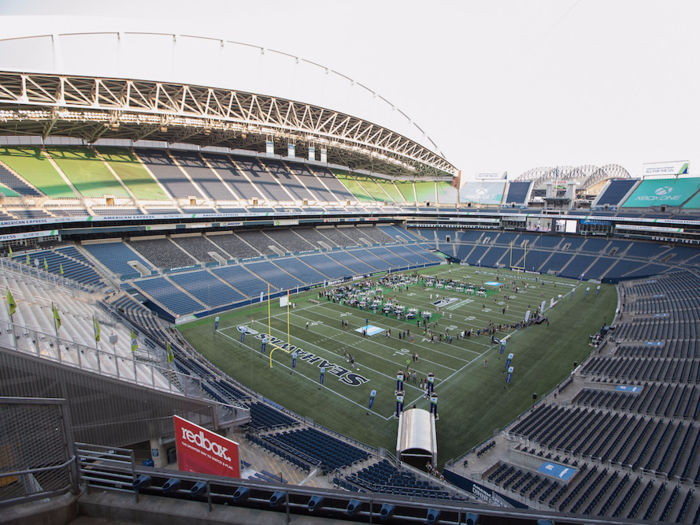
[178,265,617,465]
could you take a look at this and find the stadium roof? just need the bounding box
[0,28,457,178]
[515,164,631,191]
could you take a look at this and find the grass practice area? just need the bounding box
[179,265,617,465]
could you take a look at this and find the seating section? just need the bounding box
[128,238,198,270]
[136,149,201,199]
[238,159,290,202]
[271,257,326,286]
[171,236,229,263]
[211,265,276,297]
[326,251,376,275]
[261,159,315,202]
[248,402,300,431]
[284,164,335,202]
[134,277,204,315]
[172,151,236,201]
[345,459,458,500]
[462,269,700,521]
[594,179,638,208]
[244,260,304,291]
[47,147,130,198]
[206,233,261,260]
[414,181,436,202]
[363,247,406,268]
[317,227,358,247]
[262,229,315,253]
[299,254,353,280]
[14,248,104,288]
[169,271,245,307]
[0,273,171,391]
[235,230,285,257]
[0,161,40,196]
[97,147,170,200]
[83,242,153,276]
[436,180,458,204]
[309,167,354,202]
[0,146,77,198]
[380,225,419,243]
[260,427,370,474]
[504,181,532,206]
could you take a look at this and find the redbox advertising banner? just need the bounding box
[174,416,240,478]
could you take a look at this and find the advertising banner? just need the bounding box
[643,160,689,176]
[476,172,504,180]
[622,177,700,208]
[459,181,506,205]
[174,416,240,478]
[0,229,58,242]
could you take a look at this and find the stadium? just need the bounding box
[0,20,699,525]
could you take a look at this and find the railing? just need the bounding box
[73,444,511,524]
[0,317,187,393]
[76,443,137,494]
[0,255,103,294]
[0,397,80,508]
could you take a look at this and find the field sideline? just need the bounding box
[178,265,617,465]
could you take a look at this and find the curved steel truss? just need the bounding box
[516,164,631,190]
[0,71,456,178]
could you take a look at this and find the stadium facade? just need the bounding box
[0,27,700,525]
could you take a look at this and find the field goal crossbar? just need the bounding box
[269,342,292,367]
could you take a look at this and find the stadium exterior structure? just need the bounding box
[516,164,632,192]
[0,31,456,178]
[1,27,700,525]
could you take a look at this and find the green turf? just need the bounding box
[178,265,616,467]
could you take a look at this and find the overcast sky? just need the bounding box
[1,0,698,180]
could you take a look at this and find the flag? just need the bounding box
[26,254,30,266]
[167,342,174,364]
[53,304,61,330]
[43,258,48,272]
[130,330,138,353]
[59,263,64,276]
[8,246,12,258]
[6,289,16,316]
[93,317,100,342]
